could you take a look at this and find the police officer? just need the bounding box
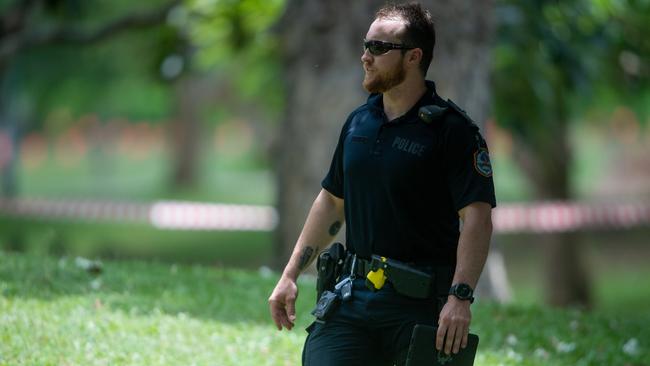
[268,2,496,365]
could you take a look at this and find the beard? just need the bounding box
[362,60,406,94]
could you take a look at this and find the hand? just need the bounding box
[436,296,471,355]
[268,275,299,331]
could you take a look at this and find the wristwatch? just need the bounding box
[449,283,475,303]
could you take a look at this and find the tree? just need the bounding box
[274,0,509,300]
[178,0,285,189]
[275,0,378,269]
[0,0,286,198]
[0,0,180,197]
[492,0,650,307]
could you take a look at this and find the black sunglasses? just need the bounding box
[363,39,414,56]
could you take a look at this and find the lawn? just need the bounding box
[0,217,273,268]
[1,251,647,366]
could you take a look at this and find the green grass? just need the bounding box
[0,251,309,366]
[1,251,648,366]
[0,217,273,268]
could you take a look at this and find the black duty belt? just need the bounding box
[343,253,454,299]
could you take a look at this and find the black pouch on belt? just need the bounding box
[378,256,433,299]
[315,242,346,301]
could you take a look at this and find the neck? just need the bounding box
[382,77,427,121]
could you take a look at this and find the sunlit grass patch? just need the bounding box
[1,251,647,365]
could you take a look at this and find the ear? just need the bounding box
[407,48,423,69]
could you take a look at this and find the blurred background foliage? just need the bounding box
[1,0,285,124]
[0,0,649,310]
[490,0,650,307]
[493,0,649,201]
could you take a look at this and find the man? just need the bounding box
[268,2,495,365]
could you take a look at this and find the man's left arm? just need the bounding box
[436,201,493,355]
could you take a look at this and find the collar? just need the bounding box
[367,80,439,123]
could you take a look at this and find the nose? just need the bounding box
[361,48,372,64]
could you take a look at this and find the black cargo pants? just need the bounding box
[302,278,446,366]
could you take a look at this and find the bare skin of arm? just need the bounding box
[268,188,345,331]
[436,201,493,354]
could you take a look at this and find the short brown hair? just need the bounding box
[376,2,435,75]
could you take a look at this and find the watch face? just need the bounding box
[452,284,473,300]
[457,284,471,298]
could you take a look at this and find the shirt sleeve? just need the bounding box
[321,118,350,199]
[442,116,497,212]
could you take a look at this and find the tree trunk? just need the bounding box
[0,120,19,198]
[275,0,380,268]
[544,232,592,308]
[513,113,592,308]
[0,66,28,199]
[170,74,203,189]
[275,0,509,302]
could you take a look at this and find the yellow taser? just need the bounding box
[365,256,388,291]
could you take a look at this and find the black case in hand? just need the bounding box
[406,325,479,366]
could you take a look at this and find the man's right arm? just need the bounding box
[268,188,345,331]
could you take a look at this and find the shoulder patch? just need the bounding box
[473,148,493,177]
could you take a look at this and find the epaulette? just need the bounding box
[445,98,474,124]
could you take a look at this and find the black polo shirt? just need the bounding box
[321,81,496,266]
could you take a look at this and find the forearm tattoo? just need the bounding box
[298,246,315,271]
[329,221,342,236]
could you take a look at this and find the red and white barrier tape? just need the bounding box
[149,201,277,231]
[0,198,649,233]
[0,198,149,222]
[0,198,277,232]
[493,202,650,233]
